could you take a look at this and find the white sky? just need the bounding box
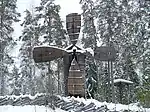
[55,0,82,21]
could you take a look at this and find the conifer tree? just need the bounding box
[34,0,66,95]
[135,0,150,107]
[19,9,39,95]
[35,0,65,46]
[0,0,20,95]
[9,65,21,96]
[95,0,143,103]
[80,0,98,98]
[80,0,97,49]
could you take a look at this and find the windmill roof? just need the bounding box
[65,44,86,53]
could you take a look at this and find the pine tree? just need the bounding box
[80,0,98,49]
[94,0,144,103]
[80,0,98,98]
[135,0,150,107]
[0,0,20,95]
[35,0,66,46]
[19,9,38,95]
[34,0,66,95]
[85,62,98,98]
[9,65,21,96]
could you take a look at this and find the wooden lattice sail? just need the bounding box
[66,13,81,45]
[33,46,67,63]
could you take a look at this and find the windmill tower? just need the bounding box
[62,13,86,96]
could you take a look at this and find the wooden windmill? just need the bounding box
[33,13,117,98]
[33,13,86,97]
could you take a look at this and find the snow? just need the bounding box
[0,95,150,112]
[33,45,67,52]
[58,96,150,112]
[140,49,150,58]
[114,79,134,84]
[85,47,94,56]
[0,93,44,100]
[65,44,86,54]
[0,105,66,112]
[0,104,149,112]
[66,48,86,54]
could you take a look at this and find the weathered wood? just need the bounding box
[33,46,67,63]
[94,46,116,61]
[68,77,84,84]
[69,71,83,77]
[66,13,81,45]
[67,59,85,96]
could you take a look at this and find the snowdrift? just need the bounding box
[0,94,149,112]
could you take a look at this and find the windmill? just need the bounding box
[33,13,116,98]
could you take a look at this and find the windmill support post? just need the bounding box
[111,61,115,103]
[94,46,116,102]
[107,60,111,102]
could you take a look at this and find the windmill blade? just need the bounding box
[94,46,116,61]
[66,13,81,45]
[33,46,68,63]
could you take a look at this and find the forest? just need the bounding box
[0,0,149,108]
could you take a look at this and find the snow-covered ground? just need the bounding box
[0,102,150,112]
[0,95,150,112]
[0,105,66,112]
[62,96,150,112]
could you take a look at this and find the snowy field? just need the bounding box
[0,105,66,112]
[0,96,150,112]
[0,103,150,112]
[63,97,150,112]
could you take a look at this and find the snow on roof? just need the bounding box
[65,44,74,50]
[66,48,85,53]
[65,44,86,53]
[65,45,95,57]
[75,44,84,50]
[114,79,133,84]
